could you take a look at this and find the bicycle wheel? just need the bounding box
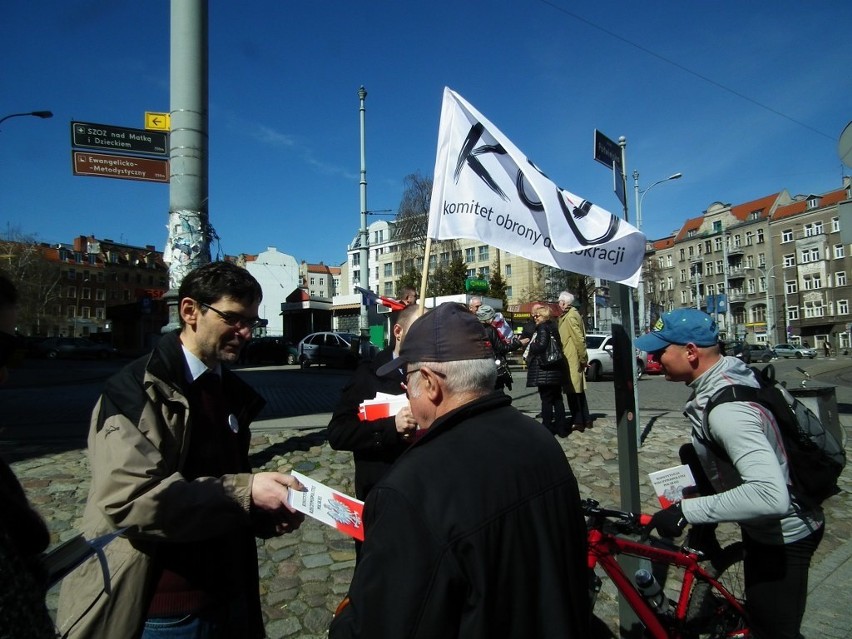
[684,542,747,638]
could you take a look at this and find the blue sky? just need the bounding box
[2,1,850,266]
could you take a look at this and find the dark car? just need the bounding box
[747,343,776,363]
[297,331,362,369]
[36,337,118,359]
[241,336,298,365]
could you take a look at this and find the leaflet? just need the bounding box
[288,471,365,541]
[358,391,408,422]
[648,464,697,508]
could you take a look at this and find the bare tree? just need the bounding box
[0,235,62,335]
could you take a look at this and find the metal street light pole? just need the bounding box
[358,86,370,355]
[0,110,53,130]
[631,171,682,332]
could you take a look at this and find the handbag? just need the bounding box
[542,333,564,368]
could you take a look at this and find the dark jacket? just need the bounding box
[327,347,411,500]
[57,330,268,639]
[329,392,590,639]
[526,320,566,387]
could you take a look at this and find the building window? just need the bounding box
[478,246,489,261]
[383,263,392,277]
[480,266,490,279]
[383,282,394,296]
[667,276,674,291]
[67,269,76,280]
[679,248,685,261]
[81,307,90,319]
[466,268,476,279]
[785,280,798,294]
[666,255,673,267]
[803,275,822,290]
[506,286,513,298]
[782,229,794,243]
[465,248,475,262]
[804,301,824,318]
[783,254,796,267]
[352,254,360,266]
[96,308,105,320]
[788,305,799,320]
[714,237,722,251]
[67,307,75,318]
[832,217,840,233]
[837,272,847,286]
[804,222,823,237]
[834,244,845,259]
[838,300,849,315]
[800,248,820,263]
[505,264,512,277]
[745,231,753,246]
[67,286,76,298]
[81,288,91,300]
[757,229,764,243]
[747,279,756,294]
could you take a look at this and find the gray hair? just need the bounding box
[406,359,496,397]
[558,291,575,305]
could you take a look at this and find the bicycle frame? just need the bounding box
[586,505,749,638]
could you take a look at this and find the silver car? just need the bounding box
[585,334,646,381]
[772,343,816,359]
[297,331,361,369]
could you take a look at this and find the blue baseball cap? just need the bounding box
[635,308,719,353]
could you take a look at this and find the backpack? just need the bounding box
[699,364,846,509]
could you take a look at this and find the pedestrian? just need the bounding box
[557,291,592,432]
[57,261,306,639]
[0,273,56,638]
[823,340,831,358]
[327,304,419,557]
[525,305,569,437]
[467,295,482,314]
[636,308,824,639]
[328,302,590,638]
[475,304,516,390]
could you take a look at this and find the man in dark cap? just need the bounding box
[329,303,589,639]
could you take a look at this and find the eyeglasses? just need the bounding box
[197,301,268,331]
[400,367,446,396]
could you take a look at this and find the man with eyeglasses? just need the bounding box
[329,303,589,638]
[58,261,305,639]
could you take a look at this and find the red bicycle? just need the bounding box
[584,499,750,638]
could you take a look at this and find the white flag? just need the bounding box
[428,88,645,286]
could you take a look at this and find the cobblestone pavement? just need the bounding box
[5,387,851,637]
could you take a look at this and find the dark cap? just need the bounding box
[376,302,493,376]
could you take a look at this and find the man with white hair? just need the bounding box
[329,302,589,638]
[558,291,591,431]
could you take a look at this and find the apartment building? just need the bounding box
[643,178,852,351]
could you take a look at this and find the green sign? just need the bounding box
[464,278,489,293]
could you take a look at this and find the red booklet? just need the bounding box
[358,392,409,422]
[288,471,365,541]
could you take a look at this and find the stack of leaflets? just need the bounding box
[358,392,408,422]
[288,471,365,541]
[648,464,697,508]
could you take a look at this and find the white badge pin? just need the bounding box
[228,414,239,433]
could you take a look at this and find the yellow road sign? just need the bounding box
[145,112,171,131]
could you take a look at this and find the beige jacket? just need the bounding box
[558,307,588,394]
[56,331,265,639]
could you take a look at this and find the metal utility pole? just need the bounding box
[631,170,682,332]
[163,0,209,331]
[358,86,370,352]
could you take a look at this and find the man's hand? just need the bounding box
[251,471,305,513]
[645,502,688,538]
[395,405,418,440]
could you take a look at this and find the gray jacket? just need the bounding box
[680,355,823,544]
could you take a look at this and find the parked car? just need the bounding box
[297,331,361,369]
[746,343,776,363]
[773,343,817,359]
[241,337,298,365]
[584,334,645,382]
[35,337,118,359]
[644,352,664,375]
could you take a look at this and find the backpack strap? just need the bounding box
[696,384,763,463]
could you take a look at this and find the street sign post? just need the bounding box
[145,112,171,131]
[71,121,168,156]
[72,151,169,183]
[594,129,622,171]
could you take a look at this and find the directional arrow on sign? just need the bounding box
[145,112,171,131]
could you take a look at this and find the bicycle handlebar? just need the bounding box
[583,498,652,529]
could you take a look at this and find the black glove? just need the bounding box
[646,502,688,538]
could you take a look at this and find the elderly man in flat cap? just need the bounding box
[329,303,589,639]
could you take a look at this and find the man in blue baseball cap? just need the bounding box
[637,308,824,639]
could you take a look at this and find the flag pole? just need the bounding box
[416,237,432,318]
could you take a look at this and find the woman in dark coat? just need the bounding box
[525,306,569,437]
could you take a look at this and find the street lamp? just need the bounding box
[0,110,53,130]
[744,264,782,344]
[632,170,682,331]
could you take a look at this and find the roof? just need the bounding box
[773,187,849,222]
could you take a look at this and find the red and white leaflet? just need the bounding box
[288,471,365,541]
[358,392,409,422]
[648,464,697,508]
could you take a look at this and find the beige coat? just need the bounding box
[56,331,265,639]
[558,307,588,394]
